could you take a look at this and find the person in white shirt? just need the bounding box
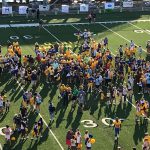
[71,135,76,150]
[83,29,88,39]
[86,138,92,150]
[130,40,135,48]
[123,86,128,102]
[4,125,11,144]
[76,131,82,150]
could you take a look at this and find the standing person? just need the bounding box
[138,46,143,58]
[122,85,128,103]
[86,138,92,150]
[32,122,38,140]
[35,93,42,114]
[0,45,2,55]
[118,45,123,58]
[76,131,82,150]
[84,130,89,145]
[36,8,40,20]
[66,129,74,150]
[87,13,92,23]
[78,93,85,112]
[48,102,55,123]
[71,135,77,150]
[5,100,10,112]
[26,8,29,18]
[142,133,150,150]
[39,19,43,31]
[91,12,96,23]
[113,117,121,140]
[4,125,11,145]
[104,37,108,48]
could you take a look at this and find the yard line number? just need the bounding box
[81,120,98,128]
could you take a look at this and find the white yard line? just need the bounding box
[71,23,150,122]
[42,26,61,43]
[128,22,150,35]
[99,23,147,52]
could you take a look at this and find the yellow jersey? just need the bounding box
[113,120,121,128]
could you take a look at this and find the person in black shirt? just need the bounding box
[39,19,43,30]
[48,102,55,123]
[38,118,43,137]
[37,9,40,20]
[91,12,96,23]
[26,8,29,18]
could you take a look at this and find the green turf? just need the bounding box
[0,17,150,150]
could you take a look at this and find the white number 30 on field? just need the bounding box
[81,120,98,128]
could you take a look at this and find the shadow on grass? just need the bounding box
[133,120,148,146]
[71,107,83,130]
[65,108,75,129]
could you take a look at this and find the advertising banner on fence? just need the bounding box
[61,5,69,13]
[80,4,89,12]
[104,2,114,9]
[2,7,12,14]
[39,5,50,11]
[19,6,28,14]
[123,1,133,8]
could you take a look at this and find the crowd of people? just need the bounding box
[0,27,150,149]
[66,129,95,150]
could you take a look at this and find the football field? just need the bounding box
[0,13,150,150]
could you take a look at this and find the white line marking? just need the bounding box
[39,114,64,150]
[99,23,147,52]
[126,99,136,108]
[128,22,150,35]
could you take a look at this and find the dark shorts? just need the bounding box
[86,147,91,150]
[95,85,100,89]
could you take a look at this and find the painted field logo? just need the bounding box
[102,118,125,126]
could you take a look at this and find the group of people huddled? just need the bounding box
[66,129,95,150]
[0,27,150,149]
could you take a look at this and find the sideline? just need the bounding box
[0,19,149,28]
